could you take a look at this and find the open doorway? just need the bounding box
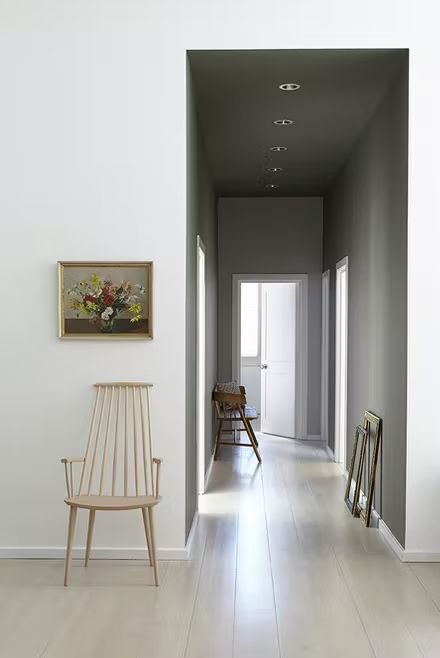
[240,281,296,436]
[335,257,348,465]
[321,269,330,447]
[196,236,206,494]
[232,274,308,440]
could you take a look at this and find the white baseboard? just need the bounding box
[185,510,199,559]
[204,453,214,492]
[402,551,440,562]
[378,520,440,562]
[325,445,335,461]
[307,434,321,441]
[0,546,190,560]
[378,520,405,560]
[0,511,201,561]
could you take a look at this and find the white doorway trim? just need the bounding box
[196,236,206,495]
[335,257,348,465]
[321,270,330,448]
[232,273,308,441]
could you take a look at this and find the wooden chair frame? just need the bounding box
[61,382,162,587]
[212,386,261,463]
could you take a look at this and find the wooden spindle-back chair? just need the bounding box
[61,382,162,587]
[212,384,261,463]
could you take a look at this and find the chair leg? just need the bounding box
[141,507,153,566]
[148,506,159,586]
[84,509,96,567]
[64,506,78,587]
[213,420,223,460]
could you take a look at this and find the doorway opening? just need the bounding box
[321,270,330,447]
[335,257,348,465]
[232,274,308,440]
[196,236,206,495]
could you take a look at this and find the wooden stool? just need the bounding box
[212,384,261,463]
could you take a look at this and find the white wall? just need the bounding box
[0,2,188,555]
[0,0,437,555]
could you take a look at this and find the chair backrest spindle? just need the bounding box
[132,388,139,495]
[78,385,101,495]
[78,383,155,498]
[111,386,120,496]
[86,386,108,495]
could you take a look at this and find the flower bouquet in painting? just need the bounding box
[67,273,146,333]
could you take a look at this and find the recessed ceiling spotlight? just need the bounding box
[266,167,283,173]
[273,119,293,126]
[269,146,287,152]
[279,82,301,91]
[265,183,279,189]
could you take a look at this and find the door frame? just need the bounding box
[232,273,308,440]
[196,236,206,495]
[335,256,348,465]
[321,270,330,447]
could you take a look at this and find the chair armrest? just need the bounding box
[61,458,85,497]
[153,458,162,498]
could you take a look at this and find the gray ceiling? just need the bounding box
[188,49,408,197]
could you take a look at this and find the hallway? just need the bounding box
[2,436,440,657]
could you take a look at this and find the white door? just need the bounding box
[196,237,206,495]
[321,270,330,446]
[260,283,296,438]
[335,257,348,465]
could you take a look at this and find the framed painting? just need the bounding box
[58,261,153,340]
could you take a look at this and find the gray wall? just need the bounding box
[218,197,323,437]
[324,63,408,545]
[186,63,218,538]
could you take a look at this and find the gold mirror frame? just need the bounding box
[58,261,153,340]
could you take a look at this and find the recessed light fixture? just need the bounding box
[273,119,293,126]
[269,146,288,152]
[265,183,279,189]
[279,82,301,91]
[266,167,283,173]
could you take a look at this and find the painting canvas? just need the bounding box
[58,262,153,339]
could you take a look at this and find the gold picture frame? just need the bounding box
[357,411,382,527]
[58,261,153,340]
[344,424,367,515]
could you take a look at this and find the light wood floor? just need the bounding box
[2,435,440,658]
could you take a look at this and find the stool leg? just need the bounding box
[239,408,262,463]
[247,420,259,447]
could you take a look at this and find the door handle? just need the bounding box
[260,364,268,370]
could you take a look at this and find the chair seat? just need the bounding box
[65,495,159,511]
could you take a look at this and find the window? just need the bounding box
[241,283,260,357]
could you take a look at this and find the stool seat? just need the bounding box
[217,405,258,420]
